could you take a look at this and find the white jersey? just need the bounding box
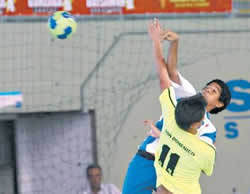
[198,113,216,146]
[145,73,216,153]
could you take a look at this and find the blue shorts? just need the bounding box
[122,153,156,194]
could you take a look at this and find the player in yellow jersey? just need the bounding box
[148,19,216,194]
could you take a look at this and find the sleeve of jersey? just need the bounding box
[170,72,197,99]
[202,147,216,176]
[198,119,217,147]
[155,117,163,132]
[199,131,216,146]
[159,87,176,119]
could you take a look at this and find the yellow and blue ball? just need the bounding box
[48,11,77,40]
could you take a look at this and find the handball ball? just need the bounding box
[48,11,77,40]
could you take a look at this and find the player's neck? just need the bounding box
[205,104,214,113]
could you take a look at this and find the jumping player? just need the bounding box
[150,18,216,194]
[122,20,231,194]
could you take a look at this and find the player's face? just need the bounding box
[201,82,224,109]
[87,168,102,189]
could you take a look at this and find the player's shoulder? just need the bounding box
[198,113,217,147]
[159,86,176,103]
[195,138,216,156]
[199,113,217,134]
[198,128,216,146]
[159,86,173,96]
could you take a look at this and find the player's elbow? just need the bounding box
[202,170,213,176]
[159,79,171,91]
[206,172,213,177]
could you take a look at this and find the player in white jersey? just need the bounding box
[122,24,231,194]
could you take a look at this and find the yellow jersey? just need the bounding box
[154,87,216,194]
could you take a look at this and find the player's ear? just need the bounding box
[189,122,201,134]
[216,101,224,108]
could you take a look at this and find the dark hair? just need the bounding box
[175,93,207,130]
[206,79,231,114]
[86,164,102,177]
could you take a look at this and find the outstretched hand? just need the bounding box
[144,120,161,138]
[148,18,162,42]
[160,30,179,42]
[144,120,154,128]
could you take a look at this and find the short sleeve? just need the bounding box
[155,117,163,132]
[202,147,216,176]
[170,72,197,99]
[159,87,177,120]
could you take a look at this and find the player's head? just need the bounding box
[175,93,207,131]
[86,164,102,190]
[202,79,231,114]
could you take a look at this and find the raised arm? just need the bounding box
[148,19,171,92]
[161,30,180,84]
